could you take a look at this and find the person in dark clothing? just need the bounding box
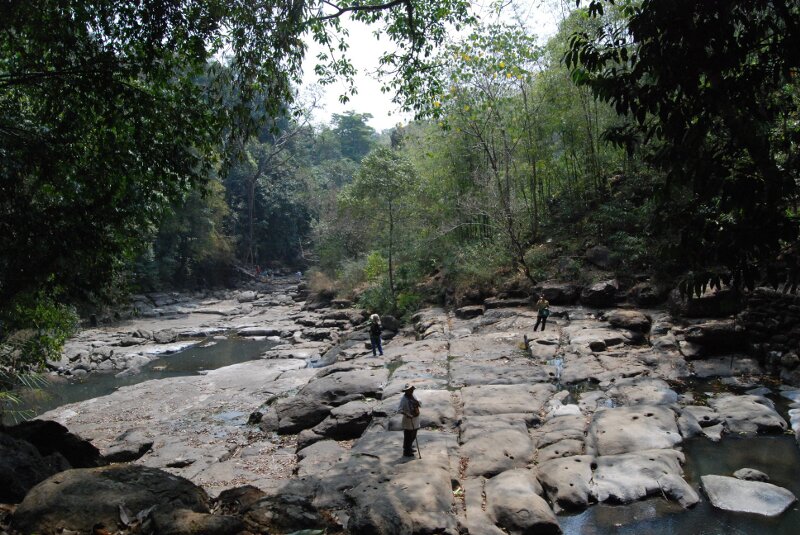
[369,313,383,356]
[398,383,421,457]
[533,295,550,331]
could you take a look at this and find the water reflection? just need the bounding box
[9,337,274,422]
[559,436,800,535]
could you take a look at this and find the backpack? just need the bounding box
[540,308,550,318]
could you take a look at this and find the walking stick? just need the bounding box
[415,430,422,459]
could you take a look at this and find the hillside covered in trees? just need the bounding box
[2,0,799,378]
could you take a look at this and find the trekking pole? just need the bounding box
[415,430,422,459]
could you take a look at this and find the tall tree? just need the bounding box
[340,147,419,309]
[567,0,800,291]
[331,111,378,162]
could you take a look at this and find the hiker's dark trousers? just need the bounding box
[403,428,418,455]
[534,315,547,331]
[371,335,383,356]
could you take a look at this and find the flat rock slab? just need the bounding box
[463,478,506,535]
[382,339,449,363]
[450,332,528,361]
[586,405,681,456]
[485,469,561,535]
[537,455,594,512]
[451,358,557,386]
[708,394,787,434]
[592,449,699,507]
[606,377,678,406]
[693,357,763,378]
[462,383,555,416]
[702,475,797,516]
[460,426,535,477]
[299,367,389,404]
[532,414,589,450]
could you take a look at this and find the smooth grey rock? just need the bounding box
[606,377,677,406]
[682,405,720,428]
[586,405,682,456]
[153,329,178,344]
[580,280,619,308]
[702,475,796,516]
[605,310,652,333]
[537,455,594,512]
[456,305,485,319]
[485,469,560,535]
[708,394,787,435]
[299,367,389,405]
[734,468,770,482]
[12,465,209,534]
[274,395,333,434]
[312,400,374,440]
[592,449,699,507]
[693,356,763,377]
[460,427,535,478]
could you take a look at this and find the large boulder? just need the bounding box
[535,282,582,305]
[592,449,699,507]
[669,287,742,318]
[605,310,652,333]
[580,280,619,308]
[684,319,746,353]
[628,282,668,306]
[585,405,682,456]
[707,394,787,434]
[0,433,70,503]
[4,419,102,468]
[312,399,374,440]
[12,465,209,534]
[485,469,561,535]
[272,395,333,434]
[537,456,593,512]
[701,475,797,516]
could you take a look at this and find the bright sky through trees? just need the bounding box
[302,0,562,132]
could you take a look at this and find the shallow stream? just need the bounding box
[8,337,273,423]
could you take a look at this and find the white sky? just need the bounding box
[300,0,565,133]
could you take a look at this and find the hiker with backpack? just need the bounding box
[534,294,550,331]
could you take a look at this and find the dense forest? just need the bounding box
[2,0,799,388]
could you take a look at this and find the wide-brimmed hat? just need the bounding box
[402,383,415,392]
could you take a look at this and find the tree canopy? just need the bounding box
[566,0,800,293]
[0,0,474,307]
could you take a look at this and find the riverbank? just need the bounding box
[6,285,800,534]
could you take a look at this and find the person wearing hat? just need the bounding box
[398,383,421,457]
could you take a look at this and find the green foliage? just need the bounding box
[0,290,78,422]
[331,112,377,163]
[357,281,395,315]
[568,0,800,291]
[364,252,389,283]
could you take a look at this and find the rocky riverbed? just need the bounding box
[5,281,800,534]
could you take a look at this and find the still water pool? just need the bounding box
[559,435,800,535]
[9,337,273,422]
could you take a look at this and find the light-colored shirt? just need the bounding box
[536,299,549,311]
[399,394,421,430]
